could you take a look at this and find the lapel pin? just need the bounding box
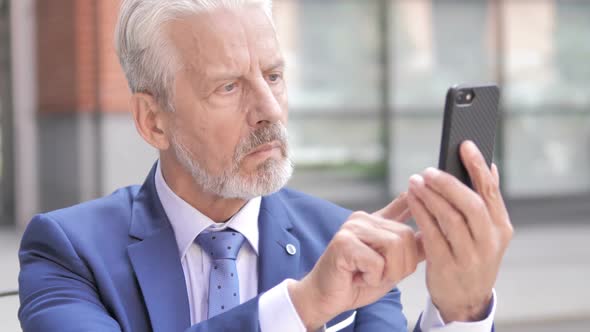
[285,243,297,256]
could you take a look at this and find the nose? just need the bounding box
[246,77,283,128]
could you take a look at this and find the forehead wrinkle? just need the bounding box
[169,7,281,91]
[165,20,205,73]
[195,11,251,81]
[241,9,282,74]
[208,44,250,80]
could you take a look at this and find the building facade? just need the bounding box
[2,0,589,228]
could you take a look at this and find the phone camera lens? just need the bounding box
[456,91,465,103]
[455,89,475,105]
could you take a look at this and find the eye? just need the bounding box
[216,82,239,95]
[268,73,282,83]
[224,83,236,92]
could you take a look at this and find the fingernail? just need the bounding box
[423,167,440,181]
[409,174,424,187]
[465,140,478,152]
[424,167,439,176]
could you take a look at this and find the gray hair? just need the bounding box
[115,0,273,111]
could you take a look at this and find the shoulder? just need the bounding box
[19,185,143,285]
[25,185,141,247]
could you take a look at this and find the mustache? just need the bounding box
[235,123,288,160]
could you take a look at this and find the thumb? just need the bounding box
[491,163,500,187]
[374,192,409,221]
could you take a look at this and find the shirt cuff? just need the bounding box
[419,289,496,332]
[259,279,306,332]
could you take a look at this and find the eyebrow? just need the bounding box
[204,68,243,82]
[203,58,286,82]
[262,58,286,72]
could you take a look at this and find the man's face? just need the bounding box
[164,6,292,199]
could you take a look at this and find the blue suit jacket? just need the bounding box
[18,165,417,332]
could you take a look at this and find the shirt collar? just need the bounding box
[154,161,261,258]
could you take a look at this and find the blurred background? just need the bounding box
[0,0,589,331]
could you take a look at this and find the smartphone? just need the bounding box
[437,83,500,189]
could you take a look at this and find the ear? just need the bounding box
[130,93,171,151]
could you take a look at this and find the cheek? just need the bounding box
[206,92,242,109]
[172,77,246,166]
[198,111,247,162]
[213,128,242,156]
[170,112,210,160]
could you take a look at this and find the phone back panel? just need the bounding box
[438,84,499,188]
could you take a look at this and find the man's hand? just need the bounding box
[407,140,513,323]
[288,194,424,331]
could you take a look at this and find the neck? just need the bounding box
[159,154,247,223]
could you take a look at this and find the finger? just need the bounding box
[366,215,423,277]
[460,141,499,206]
[489,163,512,234]
[336,229,385,287]
[415,231,425,262]
[374,192,408,220]
[490,163,508,219]
[402,227,424,275]
[345,213,415,280]
[409,174,475,259]
[459,141,493,192]
[407,186,453,265]
[491,163,500,187]
[346,212,405,253]
[460,141,510,228]
[397,208,412,223]
[351,237,386,287]
[422,167,492,241]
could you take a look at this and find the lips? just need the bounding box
[248,141,281,155]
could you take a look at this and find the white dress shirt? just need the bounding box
[154,162,495,331]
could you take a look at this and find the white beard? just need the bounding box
[170,123,293,200]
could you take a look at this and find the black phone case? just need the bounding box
[438,84,499,188]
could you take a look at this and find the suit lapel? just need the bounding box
[258,193,358,331]
[127,165,191,332]
[126,166,304,329]
[258,193,302,292]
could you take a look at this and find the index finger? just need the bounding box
[374,192,410,222]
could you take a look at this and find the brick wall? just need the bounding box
[36,0,129,114]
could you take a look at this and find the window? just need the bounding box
[503,0,590,196]
[389,0,497,194]
[275,0,590,207]
[274,0,386,209]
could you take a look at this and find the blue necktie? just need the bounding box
[196,229,245,318]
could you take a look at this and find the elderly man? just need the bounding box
[18,0,513,331]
